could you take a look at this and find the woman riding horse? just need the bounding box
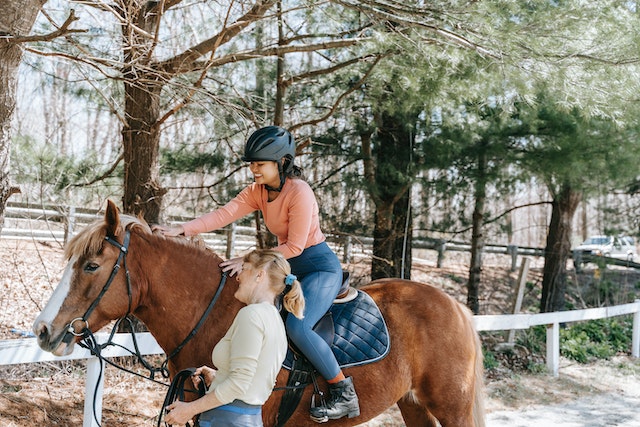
[154,126,359,422]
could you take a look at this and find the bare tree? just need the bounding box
[0,2,84,232]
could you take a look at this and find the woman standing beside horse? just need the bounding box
[164,249,304,427]
[154,126,359,422]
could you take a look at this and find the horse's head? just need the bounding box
[33,200,151,356]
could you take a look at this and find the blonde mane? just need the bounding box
[64,213,214,261]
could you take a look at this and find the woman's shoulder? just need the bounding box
[238,303,280,321]
[285,178,313,194]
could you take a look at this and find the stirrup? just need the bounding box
[309,375,328,423]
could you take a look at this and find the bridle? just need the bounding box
[61,228,228,426]
[64,231,133,342]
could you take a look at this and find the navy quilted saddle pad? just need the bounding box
[284,289,390,370]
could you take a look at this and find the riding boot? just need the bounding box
[310,376,360,423]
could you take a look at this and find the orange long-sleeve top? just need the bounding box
[182,178,326,259]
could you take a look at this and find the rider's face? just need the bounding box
[249,161,280,188]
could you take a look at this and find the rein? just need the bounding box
[66,229,228,425]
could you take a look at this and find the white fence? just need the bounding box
[1,301,639,427]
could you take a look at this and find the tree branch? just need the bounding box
[159,0,278,74]
[4,9,85,43]
[172,37,368,73]
[72,153,124,187]
[290,53,385,131]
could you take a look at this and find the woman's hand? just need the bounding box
[220,256,243,276]
[192,365,216,388]
[164,400,195,425]
[151,224,185,237]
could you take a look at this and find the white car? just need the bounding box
[573,235,637,268]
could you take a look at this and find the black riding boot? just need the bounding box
[310,377,360,423]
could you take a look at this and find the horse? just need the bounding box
[32,200,485,427]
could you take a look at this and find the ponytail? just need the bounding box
[282,277,305,319]
[243,249,305,319]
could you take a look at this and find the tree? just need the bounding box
[426,101,529,313]
[521,91,640,312]
[0,1,49,232]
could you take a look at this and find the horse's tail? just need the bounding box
[470,313,486,427]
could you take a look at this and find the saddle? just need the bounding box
[276,272,390,426]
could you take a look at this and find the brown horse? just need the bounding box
[32,200,485,427]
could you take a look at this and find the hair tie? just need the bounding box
[284,274,297,286]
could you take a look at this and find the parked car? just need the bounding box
[573,235,638,268]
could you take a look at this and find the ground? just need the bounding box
[1,238,639,426]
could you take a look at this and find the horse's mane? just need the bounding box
[64,213,218,260]
[64,214,151,260]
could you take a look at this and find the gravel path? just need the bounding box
[488,392,640,427]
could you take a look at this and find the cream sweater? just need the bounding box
[209,302,287,405]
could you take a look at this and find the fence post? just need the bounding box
[506,245,518,271]
[573,250,583,272]
[546,322,560,377]
[84,357,104,427]
[507,257,530,344]
[225,223,236,259]
[64,206,76,245]
[342,235,352,264]
[633,299,640,358]
[436,239,446,268]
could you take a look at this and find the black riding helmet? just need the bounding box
[242,126,296,163]
[242,126,296,191]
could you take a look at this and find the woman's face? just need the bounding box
[249,161,280,188]
[235,262,260,304]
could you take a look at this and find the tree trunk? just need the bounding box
[119,2,165,223]
[0,0,46,232]
[370,110,415,280]
[467,147,488,314]
[121,79,165,223]
[540,184,581,312]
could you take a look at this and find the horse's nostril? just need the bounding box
[34,321,50,342]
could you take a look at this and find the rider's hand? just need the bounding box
[192,366,216,388]
[152,224,185,237]
[220,257,243,276]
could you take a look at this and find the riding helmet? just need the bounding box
[242,126,296,162]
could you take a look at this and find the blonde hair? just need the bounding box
[243,249,305,319]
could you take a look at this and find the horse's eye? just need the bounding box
[84,262,99,273]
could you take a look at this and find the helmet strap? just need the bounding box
[265,160,286,192]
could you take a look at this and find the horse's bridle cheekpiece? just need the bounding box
[64,231,132,342]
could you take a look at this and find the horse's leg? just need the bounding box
[396,395,439,427]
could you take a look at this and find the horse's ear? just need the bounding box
[105,200,121,237]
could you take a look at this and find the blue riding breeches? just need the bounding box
[286,242,343,380]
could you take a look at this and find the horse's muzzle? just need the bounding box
[32,320,76,356]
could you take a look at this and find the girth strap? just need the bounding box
[275,355,314,427]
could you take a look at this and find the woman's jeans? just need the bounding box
[286,242,343,380]
[198,400,262,427]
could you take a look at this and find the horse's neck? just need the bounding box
[131,236,239,357]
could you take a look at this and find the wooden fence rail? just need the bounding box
[1,301,639,427]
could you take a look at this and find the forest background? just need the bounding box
[1,0,640,315]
